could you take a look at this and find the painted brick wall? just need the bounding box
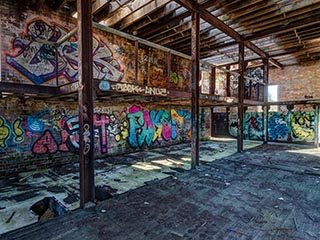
[0,1,213,175]
[269,60,320,101]
[228,110,316,143]
[0,96,211,176]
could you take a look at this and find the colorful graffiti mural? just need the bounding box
[229,110,316,142]
[268,112,289,140]
[244,112,264,140]
[127,105,191,148]
[0,105,192,155]
[138,44,167,88]
[5,18,123,85]
[170,55,191,91]
[290,111,315,141]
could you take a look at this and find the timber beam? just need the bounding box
[0,82,58,96]
[174,0,283,69]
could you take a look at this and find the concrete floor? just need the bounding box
[0,138,260,235]
[2,139,320,239]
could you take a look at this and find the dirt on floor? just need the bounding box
[1,141,320,240]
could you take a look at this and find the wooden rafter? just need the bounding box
[174,0,283,69]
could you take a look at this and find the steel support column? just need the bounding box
[237,42,245,152]
[314,105,319,148]
[263,58,269,144]
[191,10,200,168]
[226,65,231,140]
[77,0,95,208]
[226,65,231,97]
[211,66,216,95]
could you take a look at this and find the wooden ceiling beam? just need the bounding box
[114,0,173,30]
[124,6,186,32]
[0,82,59,96]
[244,15,320,41]
[100,0,155,26]
[139,11,190,38]
[174,0,283,69]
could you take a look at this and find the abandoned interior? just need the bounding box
[1,0,320,239]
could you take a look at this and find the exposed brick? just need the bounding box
[269,60,320,101]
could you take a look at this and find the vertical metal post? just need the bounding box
[237,42,245,152]
[210,67,216,138]
[263,58,269,144]
[226,65,231,97]
[77,0,95,208]
[135,40,139,84]
[167,51,171,89]
[191,10,200,168]
[55,45,59,87]
[314,105,319,148]
[226,66,231,138]
[211,66,216,95]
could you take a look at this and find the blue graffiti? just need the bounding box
[268,112,289,140]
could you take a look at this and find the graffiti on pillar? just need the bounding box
[83,123,91,155]
[5,18,123,85]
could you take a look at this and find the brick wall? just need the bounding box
[0,1,213,175]
[269,60,320,101]
[0,95,210,175]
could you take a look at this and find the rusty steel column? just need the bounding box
[314,105,319,148]
[191,10,200,168]
[263,58,269,144]
[226,65,231,97]
[77,0,95,208]
[237,42,245,152]
[211,66,216,95]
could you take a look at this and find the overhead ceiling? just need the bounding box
[49,0,320,67]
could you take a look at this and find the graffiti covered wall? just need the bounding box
[228,111,316,142]
[0,99,193,155]
[0,96,210,175]
[1,2,192,93]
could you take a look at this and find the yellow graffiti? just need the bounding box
[13,118,24,143]
[171,109,184,125]
[115,120,129,141]
[153,124,163,142]
[0,116,10,148]
[291,113,315,141]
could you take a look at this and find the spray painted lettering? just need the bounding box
[108,82,168,96]
[127,105,191,148]
[6,19,123,85]
[290,111,315,141]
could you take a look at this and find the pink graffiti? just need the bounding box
[58,130,69,152]
[129,105,141,113]
[32,130,58,154]
[94,115,110,153]
[162,124,171,140]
